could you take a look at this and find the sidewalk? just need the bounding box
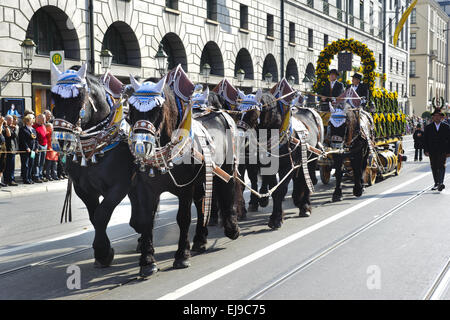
[0,169,68,199]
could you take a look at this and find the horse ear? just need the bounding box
[237,89,246,100]
[129,74,141,91]
[77,63,87,80]
[255,89,263,103]
[154,75,166,94]
[202,86,209,100]
[51,63,62,77]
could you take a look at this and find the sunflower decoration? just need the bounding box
[314,38,377,94]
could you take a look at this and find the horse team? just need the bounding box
[51,64,371,277]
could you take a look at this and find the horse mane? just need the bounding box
[345,109,358,145]
[260,93,281,129]
[160,86,178,142]
[208,91,227,110]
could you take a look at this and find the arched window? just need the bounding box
[235,48,254,80]
[26,6,80,60]
[262,54,278,82]
[286,59,299,84]
[200,41,224,76]
[161,33,188,72]
[102,22,141,67]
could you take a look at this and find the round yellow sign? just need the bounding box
[52,53,62,65]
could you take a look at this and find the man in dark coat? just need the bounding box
[413,123,425,161]
[424,108,450,191]
[348,73,369,108]
[319,69,344,111]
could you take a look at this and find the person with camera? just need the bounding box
[2,115,19,186]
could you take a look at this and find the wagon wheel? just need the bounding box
[320,165,331,185]
[364,156,378,186]
[395,141,404,176]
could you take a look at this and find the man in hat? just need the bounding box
[348,73,369,108]
[319,69,344,111]
[424,108,450,191]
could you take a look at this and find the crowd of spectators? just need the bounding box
[0,109,67,187]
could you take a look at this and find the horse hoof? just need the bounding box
[332,196,342,202]
[94,248,115,268]
[268,219,282,230]
[192,242,207,253]
[299,209,311,217]
[248,203,259,212]
[259,197,269,208]
[353,187,365,197]
[225,226,240,240]
[173,259,191,269]
[139,263,158,278]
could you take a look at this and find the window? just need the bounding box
[289,22,295,43]
[410,33,416,49]
[396,60,399,73]
[267,14,274,37]
[411,84,416,96]
[324,34,329,47]
[360,1,364,20]
[166,0,178,10]
[240,4,248,30]
[349,0,354,15]
[390,82,393,92]
[402,61,405,74]
[207,0,217,21]
[390,57,393,71]
[103,24,128,65]
[379,53,383,69]
[401,84,404,97]
[410,60,416,76]
[27,9,64,56]
[308,29,313,48]
[411,8,416,24]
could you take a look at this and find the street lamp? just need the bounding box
[100,49,113,73]
[264,72,273,89]
[237,68,245,88]
[1,38,36,94]
[287,75,295,87]
[302,75,315,107]
[202,63,211,84]
[155,43,168,77]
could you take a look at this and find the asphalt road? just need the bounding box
[1,135,449,300]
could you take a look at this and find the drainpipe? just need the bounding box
[280,0,285,79]
[89,0,95,74]
[382,0,387,88]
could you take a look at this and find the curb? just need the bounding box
[0,181,68,199]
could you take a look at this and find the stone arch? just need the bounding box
[305,63,315,80]
[235,48,254,80]
[161,32,188,72]
[102,21,141,67]
[262,54,278,82]
[286,58,299,84]
[25,5,80,60]
[200,41,224,77]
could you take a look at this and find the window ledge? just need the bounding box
[206,19,219,26]
[266,35,275,41]
[164,7,181,15]
[289,42,296,47]
[239,28,250,34]
[307,47,314,52]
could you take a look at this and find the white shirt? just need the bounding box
[331,80,336,89]
[435,122,441,131]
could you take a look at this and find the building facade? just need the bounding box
[409,0,450,117]
[0,0,410,115]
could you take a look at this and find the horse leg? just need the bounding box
[293,168,312,217]
[247,164,259,212]
[192,184,208,253]
[259,174,276,208]
[268,168,291,230]
[208,195,219,226]
[173,191,194,269]
[216,170,240,240]
[309,159,318,186]
[236,164,247,220]
[91,188,127,267]
[351,153,365,198]
[332,156,344,202]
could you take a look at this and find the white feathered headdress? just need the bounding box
[51,63,88,99]
[128,75,167,112]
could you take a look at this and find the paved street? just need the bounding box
[0,136,449,300]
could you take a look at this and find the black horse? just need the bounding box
[257,91,322,229]
[51,64,134,268]
[127,69,240,277]
[211,80,263,219]
[327,107,370,202]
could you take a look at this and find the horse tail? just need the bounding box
[60,177,72,223]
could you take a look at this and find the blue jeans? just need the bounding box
[33,144,47,179]
[20,153,34,183]
[4,153,16,183]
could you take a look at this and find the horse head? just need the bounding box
[51,63,110,154]
[127,75,178,165]
[328,105,357,149]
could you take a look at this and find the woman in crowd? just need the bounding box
[44,123,59,181]
[19,114,38,184]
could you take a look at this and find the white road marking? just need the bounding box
[157,171,431,300]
